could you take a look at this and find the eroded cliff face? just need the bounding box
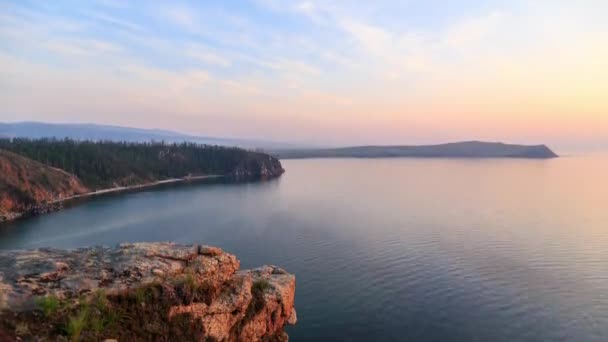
[0,147,285,223]
[231,153,284,179]
[0,243,296,341]
[0,149,89,222]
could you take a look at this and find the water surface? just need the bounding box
[2,156,608,341]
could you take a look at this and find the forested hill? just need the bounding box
[0,139,284,190]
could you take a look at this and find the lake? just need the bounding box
[1,156,608,341]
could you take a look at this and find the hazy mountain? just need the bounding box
[0,122,296,150]
[272,141,558,159]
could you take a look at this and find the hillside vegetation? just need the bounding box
[0,149,88,220]
[0,139,283,190]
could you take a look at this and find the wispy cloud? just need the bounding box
[44,38,122,57]
[88,12,144,32]
[445,11,504,48]
[159,4,197,31]
[1,0,607,146]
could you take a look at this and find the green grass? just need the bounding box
[134,287,147,304]
[6,281,216,340]
[66,306,89,342]
[93,289,109,311]
[36,295,60,317]
[252,279,272,293]
[183,270,198,291]
[89,314,105,334]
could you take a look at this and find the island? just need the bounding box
[0,242,296,341]
[272,141,558,159]
[0,139,284,222]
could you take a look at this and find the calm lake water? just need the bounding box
[2,156,608,341]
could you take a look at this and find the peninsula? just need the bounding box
[272,141,558,159]
[0,139,284,222]
[270,141,557,159]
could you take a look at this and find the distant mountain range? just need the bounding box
[272,141,558,159]
[0,122,297,150]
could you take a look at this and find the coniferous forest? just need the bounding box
[0,138,282,190]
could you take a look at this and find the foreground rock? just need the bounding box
[0,242,296,341]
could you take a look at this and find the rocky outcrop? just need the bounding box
[0,242,296,341]
[0,144,285,223]
[0,149,89,222]
[231,153,284,179]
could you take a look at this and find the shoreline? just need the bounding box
[55,174,224,203]
[0,174,224,224]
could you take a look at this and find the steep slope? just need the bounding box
[0,140,284,222]
[0,242,297,341]
[273,141,559,159]
[0,149,88,222]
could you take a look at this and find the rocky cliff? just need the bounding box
[232,153,285,179]
[0,142,285,222]
[0,149,89,222]
[0,242,296,341]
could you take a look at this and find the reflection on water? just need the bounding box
[1,156,608,341]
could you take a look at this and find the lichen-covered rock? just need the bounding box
[0,242,296,341]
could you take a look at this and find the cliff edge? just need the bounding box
[0,140,285,223]
[0,149,89,222]
[0,242,296,341]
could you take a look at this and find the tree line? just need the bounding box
[0,138,271,190]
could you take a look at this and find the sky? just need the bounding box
[1,0,607,150]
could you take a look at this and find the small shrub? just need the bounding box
[241,279,273,328]
[183,270,198,291]
[252,279,271,294]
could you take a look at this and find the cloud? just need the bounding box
[266,59,320,75]
[44,38,122,57]
[221,80,260,94]
[188,50,232,67]
[445,11,504,47]
[295,1,315,15]
[88,12,143,32]
[160,5,197,31]
[2,0,607,146]
[338,19,392,56]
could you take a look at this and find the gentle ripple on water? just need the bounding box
[1,156,608,341]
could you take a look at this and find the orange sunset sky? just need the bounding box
[1,0,607,150]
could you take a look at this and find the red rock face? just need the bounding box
[0,242,297,341]
[0,149,88,220]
